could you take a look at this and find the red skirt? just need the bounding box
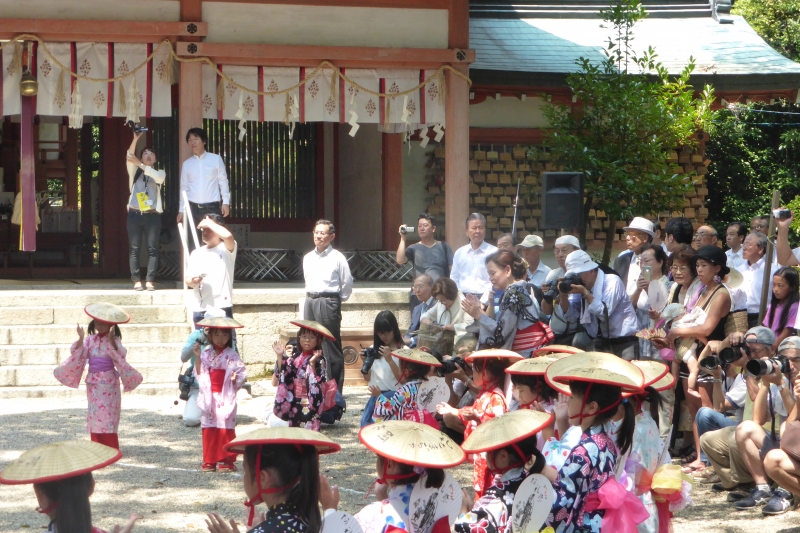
[91,432,119,450]
[202,427,237,465]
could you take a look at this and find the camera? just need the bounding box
[400,225,416,234]
[699,355,724,371]
[361,345,380,375]
[773,209,792,220]
[438,356,468,377]
[746,355,790,377]
[126,120,149,134]
[718,343,750,365]
[558,273,585,294]
[178,367,194,401]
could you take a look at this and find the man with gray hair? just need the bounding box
[449,213,497,298]
[404,274,435,347]
[541,235,582,344]
[736,232,776,328]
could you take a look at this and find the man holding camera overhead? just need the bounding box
[557,250,639,359]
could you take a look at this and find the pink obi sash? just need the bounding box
[512,322,555,352]
[584,477,649,533]
[88,357,115,373]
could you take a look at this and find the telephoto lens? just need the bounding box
[746,356,790,377]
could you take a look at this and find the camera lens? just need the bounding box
[719,347,738,364]
[746,358,772,377]
[700,356,720,371]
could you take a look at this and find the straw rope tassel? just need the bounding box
[117,80,127,114]
[216,77,225,111]
[53,68,65,108]
[68,79,82,129]
[127,76,140,124]
[8,41,22,75]
[384,97,391,130]
[438,70,446,106]
[164,51,177,85]
[283,93,291,126]
[328,67,338,108]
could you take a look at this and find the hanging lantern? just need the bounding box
[20,71,38,97]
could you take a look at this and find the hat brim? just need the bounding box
[461,410,554,454]
[651,371,676,392]
[506,353,570,376]
[622,226,656,238]
[631,360,669,388]
[196,317,244,329]
[84,303,131,325]
[533,345,583,357]
[465,349,524,363]
[392,348,442,367]
[290,320,336,341]
[224,427,341,455]
[544,352,645,394]
[359,421,465,468]
[0,440,122,485]
[565,264,597,275]
[724,268,743,289]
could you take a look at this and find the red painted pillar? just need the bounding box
[20,96,36,251]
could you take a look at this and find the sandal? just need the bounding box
[134,283,143,291]
[681,451,698,464]
[682,462,705,474]
[217,462,237,472]
[201,463,216,472]
[145,283,155,292]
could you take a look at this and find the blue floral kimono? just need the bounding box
[355,483,414,533]
[546,425,618,533]
[454,466,527,533]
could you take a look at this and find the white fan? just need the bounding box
[648,280,669,314]
[417,377,451,413]
[511,474,555,533]
[321,511,364,533]
[408,471,462,533]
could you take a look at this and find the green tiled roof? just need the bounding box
[470,15,800,91]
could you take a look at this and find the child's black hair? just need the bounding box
[87,320,122,340]
[769,266,800,332]
[495,434,546,475]
[35,473,94,533]
[400,360,430,382]
[244,444,321,533]
[296,327,322,350]
[378,456,444,489]
[373,310,404,349]
[474,358,512,387]
[510,374,558,403]
[569,380,635,455]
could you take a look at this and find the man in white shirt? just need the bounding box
[449,213,497,298]
[177,128,231,251]
[516,234,551,288]
[736,232,776,328]
[725,222,747,270]
[303,219,353,390]
[184,214,237,327]
[612,217,654,298]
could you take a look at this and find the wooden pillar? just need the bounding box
[64,127,78,209]
[79,123,94,267]
[179,0,202,165]
[382,132,403,250]
[445,0,470,247]
[100,118,129,275]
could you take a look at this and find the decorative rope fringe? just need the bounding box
[164,51,177,85]
[117,80,127,114]
[8,41,22,75]
[216,77,225,111]
[68,80,82,129]
[438,70,446,106]
[53,68,65,108]
[126,76,140,124]
[384,97,391,130]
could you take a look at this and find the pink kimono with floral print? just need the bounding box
[459,387,507,498]
[53,334,143,434]
[195,346,247,429]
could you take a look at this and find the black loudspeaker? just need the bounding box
[540,172,584,230]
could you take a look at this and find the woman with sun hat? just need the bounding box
[437,349,522,498]
[0,439,138,533]
[543,352,649,533]
[455,409,556,533]
[331,420,465,533]
[54,303,143,450]
[194,315,247,472]
[204,426,341,533]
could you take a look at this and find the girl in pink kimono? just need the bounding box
[53,303,143,450]
[194,317,247,472]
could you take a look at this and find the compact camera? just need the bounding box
[400,225,416,234]
[438,356,468,377]
[773,209,792,220]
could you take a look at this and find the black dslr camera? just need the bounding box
[361,345,381,375]
[178,366,194,401]
[438,356,468,377]
[558,273,585,294]
[746,355,790,377]
[718,342,750,366]
[126,120,149,134]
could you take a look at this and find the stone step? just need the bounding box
[0,305,187,326]
[0,323,191,345]
[0,383,180,399]
[0,290,186,308]
[0,343,186,366]
[0,362,182,387]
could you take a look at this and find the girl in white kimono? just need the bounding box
[54,303,142,450]
[194,317,247,472]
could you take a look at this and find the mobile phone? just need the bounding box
[641,266,652,281]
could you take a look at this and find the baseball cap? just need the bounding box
[517,234,544,249]
[778,336,800,353]
[744,326,775,346]
[555,235,581,248]
[564,250,598,275]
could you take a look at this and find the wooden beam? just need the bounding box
[178,62,203,166]
[382,133,403,251]
[470,128,552,145]
[175,42,474,68]
[199,0,449,8]
[0,18,207,42]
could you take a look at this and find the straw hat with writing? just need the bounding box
[359,420,465,468]
[544,351,645,395]
[84,303,130,325]
[505,352,572,376]
[461,410,554,454]
[224,427,341,455]
[392,348,442,368]
[0,440,121,485]
[290,320,335,341]
[650,370,677,392]
[532,345,583,357]
[465,348,524,364]
[622,360,672,398]
[196,317,244,329]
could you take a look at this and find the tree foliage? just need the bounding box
[543,0,715,264]
[732,0,800,63]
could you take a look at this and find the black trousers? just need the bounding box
[304,295,345,391]
[127,210,161,282]
[187,201,221,252]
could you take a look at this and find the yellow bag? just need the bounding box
[651,464,693,495]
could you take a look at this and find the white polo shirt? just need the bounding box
[187,241,237,311]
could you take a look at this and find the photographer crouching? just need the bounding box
[555,250,639,359]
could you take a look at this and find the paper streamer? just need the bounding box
[348,109,360,137]
[420,127,430,148]
[433,123,444,143]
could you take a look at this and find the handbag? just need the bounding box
[321,378,338,411]
[780,420,800,462]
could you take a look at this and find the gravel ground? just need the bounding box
[2,386,799,533]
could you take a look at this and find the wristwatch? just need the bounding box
[776,383,786,391]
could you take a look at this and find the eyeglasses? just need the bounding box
[695,232,715,238]
[299,334,317,341]
[670,265,689,273]
[313,231,329,236]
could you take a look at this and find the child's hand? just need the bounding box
[436,402,454,415]
[368,385,382,397]
[318,474,340,511]
[554,393,570,425]
[461,407,478,422]
[378,345,392,359]
[112,514,140,533]
[205,513,240,533]
[76,323,85,342]
[272,340,285,358]
[310,349,323,365]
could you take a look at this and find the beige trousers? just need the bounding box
[700,425,753,488]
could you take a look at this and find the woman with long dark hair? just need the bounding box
[360,310,405,427]
[763,266,800,350]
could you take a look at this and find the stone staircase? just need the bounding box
[0,290,191,398]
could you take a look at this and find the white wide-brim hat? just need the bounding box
[564,250,598,275]
[623,217,655,238]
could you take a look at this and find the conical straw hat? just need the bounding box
[391,348,442,367]
[359,420,465,468]
[84,303,130,324]
[290,320,335,340]
[0,439,121,485]
[196,317,244,329]
[632,360,670,388]
[461,410,554,454]
[533,345,583,357]
[544,352,644,394]
[465,349,524,364]
[224,427,341,455]
[505,352,571,376]
[650,370,677,392]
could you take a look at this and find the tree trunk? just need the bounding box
[602,211,617,266]
[579,191,594,247]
